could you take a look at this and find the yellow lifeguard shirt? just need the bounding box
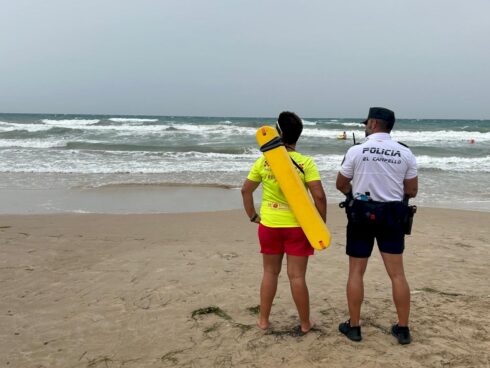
[247,151,321,228]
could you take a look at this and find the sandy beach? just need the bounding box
[1,204,489,368]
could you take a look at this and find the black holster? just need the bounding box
[340,197,416,235]
[401,204,417,235]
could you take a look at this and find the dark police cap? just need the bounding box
[361,107,396,127]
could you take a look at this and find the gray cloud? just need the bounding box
[1,0,489,118]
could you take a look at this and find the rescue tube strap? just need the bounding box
[260,136,305,175]
[260,137,283,152]
[291,158,305,175]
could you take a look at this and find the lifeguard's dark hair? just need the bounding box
[277,111,303,144]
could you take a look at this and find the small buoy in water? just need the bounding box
[469,139,475,144]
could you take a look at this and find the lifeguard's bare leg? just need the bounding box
[287,255,312,332]
[258,253,284,329]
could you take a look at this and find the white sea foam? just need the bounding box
[0,126,16,132]
[2,121,252,135]
[165,123,257,136]
[4,120,488,145]
[416,155,490,172]
[391,130,490,144]
[299,127,490,143]
[109,118,158,123]
[301,127,350,138]
[0,139,67,148]
[341,122,364,127]
[1,149,488,174]
[0,123,52,132]
[30,123,167,133]
[42,119,100,125]
[318,154,490,172]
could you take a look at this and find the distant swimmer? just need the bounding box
[469,139,475,144]
[337,131,347,140]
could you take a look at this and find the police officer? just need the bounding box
[336,107,418,344]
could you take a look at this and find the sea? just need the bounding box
[0,113,489,213]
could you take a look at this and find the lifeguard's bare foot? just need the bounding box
[301,320,314,333]
[256,320,270,330]
[292,320,315,336]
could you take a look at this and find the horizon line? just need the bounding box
[1,111,489,121]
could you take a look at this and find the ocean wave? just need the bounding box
[160,151,258,160]
[42,119,100,125]
[1,123,168,133]
[62,142,253,154]
[416,155,490,172]
[315,119,358,126]
[390,130,490,143]
[4,121,488,146]
[0,123,53,133]
[0,154,254,174]
[109,118,159,123]
[0,127,84,140]
[300,127,354,138]
[1,127,488,155]
[0,139,67,148]
[0,148,338,174]
[32,122,255,135]
[86,182,235,190]
[315,153,490,172]
[0,149,488,174]
[166,123,255,133]
[341,122,364,127]
[299,127,490,143]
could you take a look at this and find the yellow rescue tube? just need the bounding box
[256,126,331,250]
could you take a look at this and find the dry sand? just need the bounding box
[1,205,489,367]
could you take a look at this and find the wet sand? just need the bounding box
[0,184,244,214]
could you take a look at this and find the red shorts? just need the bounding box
[258,224,314,256]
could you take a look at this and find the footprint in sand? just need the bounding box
[218,252,238,260]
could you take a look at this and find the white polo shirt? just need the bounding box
[340,133,417,202]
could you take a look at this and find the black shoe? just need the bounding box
[338,320,362,342]
[391,324,411,345]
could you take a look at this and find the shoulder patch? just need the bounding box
[397,141,409,148]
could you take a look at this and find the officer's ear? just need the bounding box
[371,119,378,129]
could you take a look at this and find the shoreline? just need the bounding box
[0,185,245,215]
[0,182,489,215]
[1,204,490,216]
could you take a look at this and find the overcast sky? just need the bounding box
[1,0,489,118]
